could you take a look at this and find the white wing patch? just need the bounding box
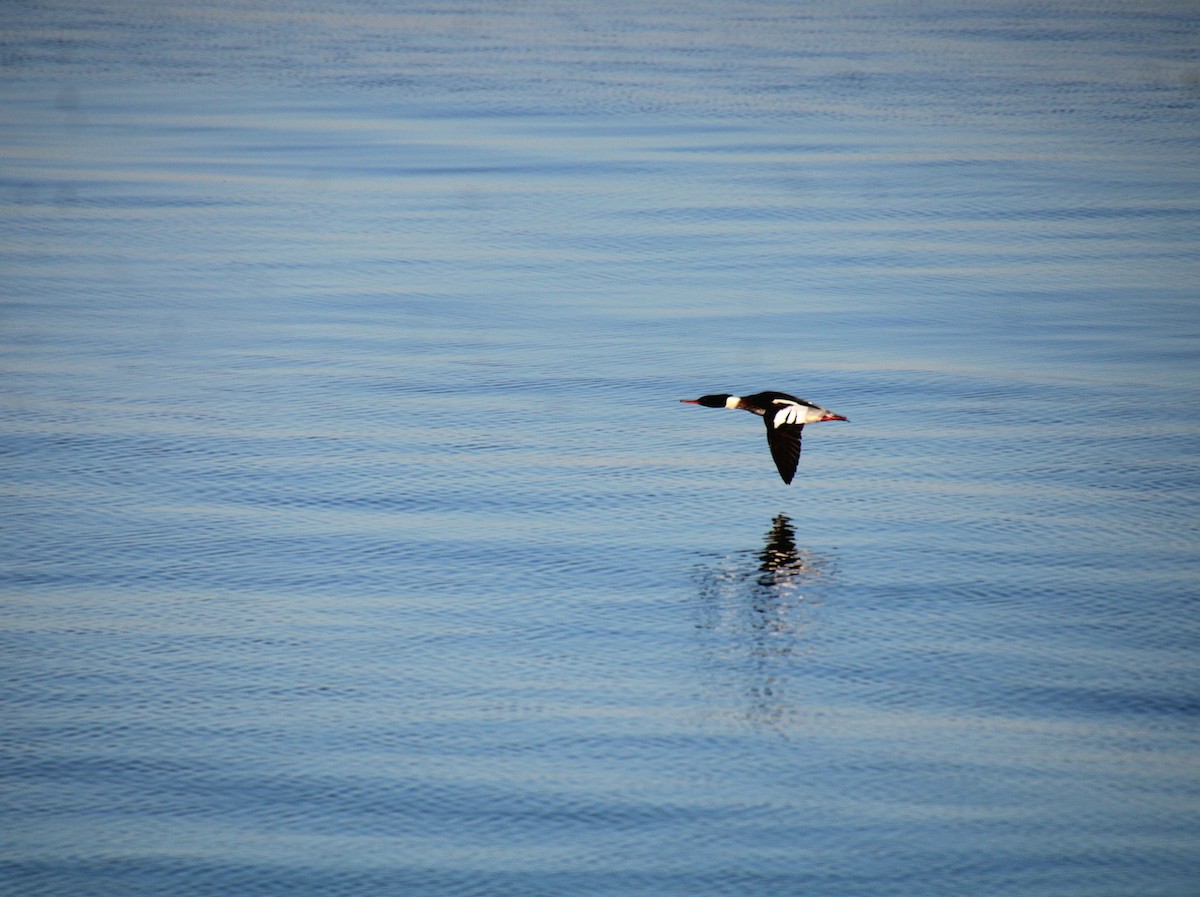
[772,400,806,427]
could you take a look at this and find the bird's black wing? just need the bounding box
[764,418,804,485]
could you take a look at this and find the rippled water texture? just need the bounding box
[3,2,1199,895]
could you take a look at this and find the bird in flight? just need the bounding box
[680,390,847,484]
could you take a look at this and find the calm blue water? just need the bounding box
[3,2,1199,895]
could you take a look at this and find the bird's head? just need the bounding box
[680,394,734,409]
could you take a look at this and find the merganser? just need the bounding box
[680,391,848,484]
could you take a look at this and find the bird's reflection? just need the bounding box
[755,513,812,590]
[694,514,835,733]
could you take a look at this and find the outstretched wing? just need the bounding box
[764,418,804,484]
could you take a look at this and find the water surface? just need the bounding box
[3,2,1199,895]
